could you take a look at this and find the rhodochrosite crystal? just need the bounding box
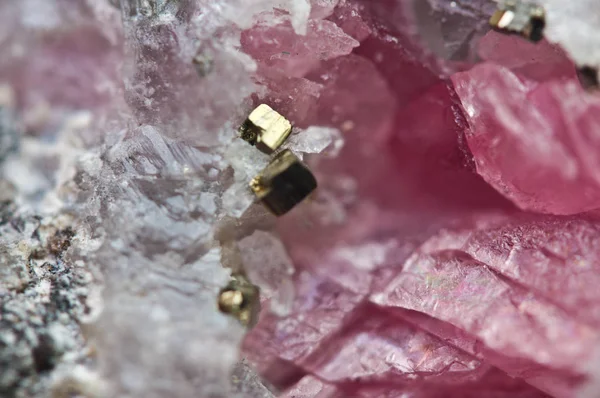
[453,59,600,215]
[1,0,600,397]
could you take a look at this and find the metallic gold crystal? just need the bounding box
[490,1,545,42]
[490,9,514,29]
[250,149,317,216]
[239,104,292,154]
[218,273,260,327]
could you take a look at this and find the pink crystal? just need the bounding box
[241,19,359,78]
[373,217,596,397]
[242,2,600,397]
[477,31,577,82]
[453,63,600,215]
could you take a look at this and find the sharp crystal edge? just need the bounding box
[239,104,293,154]
[250,149,317,216]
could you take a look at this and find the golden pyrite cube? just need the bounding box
[250,149,317,216]
[239,104,292,154]
[489,1,545,42]
[218,273,260,327]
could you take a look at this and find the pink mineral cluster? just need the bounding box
[241,1,600,397]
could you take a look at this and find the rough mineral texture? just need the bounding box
[1,0,600,398]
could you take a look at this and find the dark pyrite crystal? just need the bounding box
[250,149,317,216]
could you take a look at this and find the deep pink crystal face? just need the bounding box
[241,0,600,397]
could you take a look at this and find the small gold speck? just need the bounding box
[490,1,545,42]
[218,274,260,327]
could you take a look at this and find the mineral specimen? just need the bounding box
[2,0,600,398]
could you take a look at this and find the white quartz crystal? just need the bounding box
[540,0,600,69]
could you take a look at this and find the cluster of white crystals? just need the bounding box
[539,0,600,74]
[221,0,312,34]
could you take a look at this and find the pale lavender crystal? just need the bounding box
[409,0,497,64]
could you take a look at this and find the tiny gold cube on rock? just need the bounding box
[218,273,260,327]
[250,149,317,216]
[489,1,545,42]
[239,104,292,154]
